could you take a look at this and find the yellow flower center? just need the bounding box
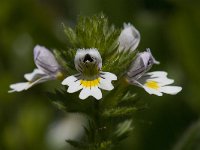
[80,78,101,88]
[145,81,159,90]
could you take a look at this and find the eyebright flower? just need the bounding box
[62,48,117,100]
[127,49,182,96]
[9,45,63,92]
[118,23,140,52]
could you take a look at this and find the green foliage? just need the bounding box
[114,120,133,141]
[102,107,137,118]
[63,13,120,55]
[103,49,136,75]
[66,140,88,149]
[53,48,76,75]
[55,13,136,77]
[47,90,95,114]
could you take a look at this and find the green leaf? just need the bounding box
[66,139,88,149]
[113,120,134,143]
[102,107,137,118]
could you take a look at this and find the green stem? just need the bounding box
[94,100,101,149]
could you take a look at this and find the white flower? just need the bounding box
[127,50,182,96]
[62,48,117,100]
[9,45,63,93]
[133,71,182,96]
[118,23,140,52]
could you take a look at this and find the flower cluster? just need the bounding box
[9,21,182,99]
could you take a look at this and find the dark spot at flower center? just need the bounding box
[83,54,93,63]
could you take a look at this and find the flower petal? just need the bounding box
[127,57,146,80]
[146,48,160,64]
[24,69,46,81]
[9,82,31,93]
[62,75,79,86]
[34,45,61,76]
[90,86,102,100]
[159,86,182,95]
[144,71,175,86]
[100,72,117,81]
[127,49,159,81]
[9,74,52,93]
[143,86,163,96]
[79,88,91,100]
[67,80,83,93]
[146,71,168,78]
[27,75,53,88]
[99,78,114,91]
[150,77,174,86]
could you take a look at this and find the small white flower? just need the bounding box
[62,48,117,100]
[127,50,182,96]
[133,71,182,96]
[118,23,140,52]
[9,45,63,93]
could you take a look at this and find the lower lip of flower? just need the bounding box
[145,81,159,90]
[80,78,101,88]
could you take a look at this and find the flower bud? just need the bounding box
[118,23,140,52]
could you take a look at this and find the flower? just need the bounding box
[135,71,182,96]
[62,48,117,100]
[127,49,182,96]
[118,23,140,52]
[9,45,63,92]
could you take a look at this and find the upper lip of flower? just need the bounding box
[127,48,159,80]
[34,45,62,77]
[74,48,103,79]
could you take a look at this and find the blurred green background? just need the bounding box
[1,0,200,150]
